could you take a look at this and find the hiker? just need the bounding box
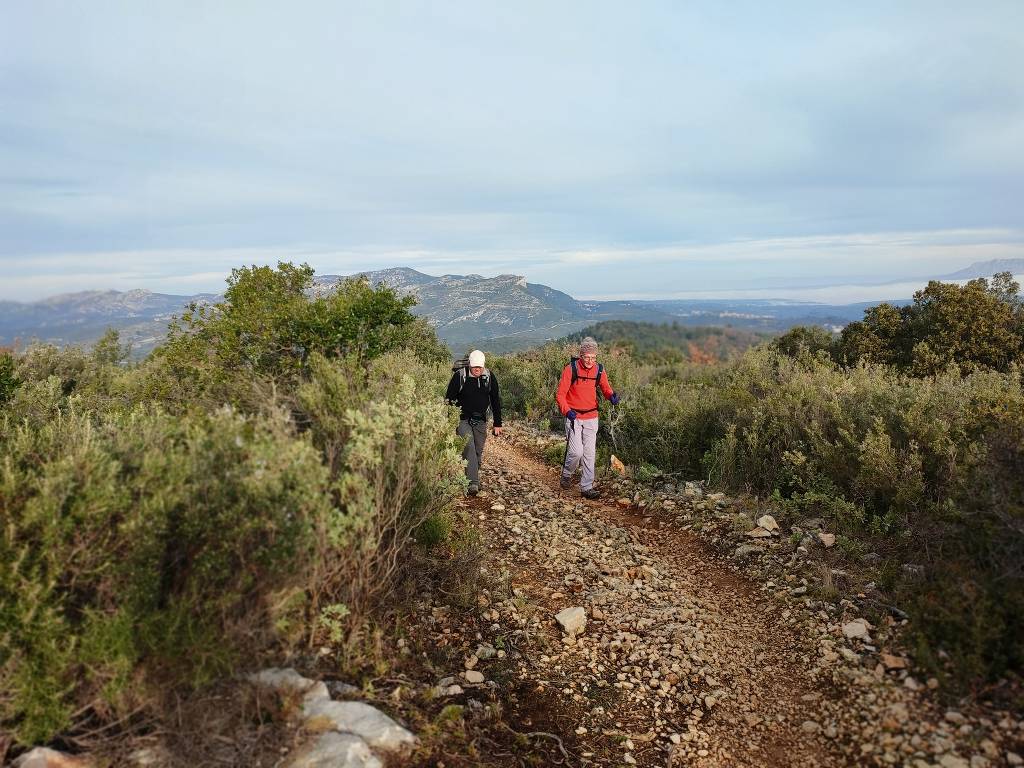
[446,349,502,495]
[557,337,619,499]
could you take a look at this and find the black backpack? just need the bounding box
[452,360,491,395]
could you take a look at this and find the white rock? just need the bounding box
[555,606,587,636]
[13,749,90,768]
[746,527,773,539]
[288,732,382,768]
[249,667,331,708]
[464,670,485,684]
[303,700,417,751]
[1007,753,1023,766]
[841,619,871,640]
[818,532,836,547]
[128,748,172,767]
[756,514,779,532]
[939,755,969,768]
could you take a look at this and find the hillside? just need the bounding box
[0,289,219,355]
[943,258,1024,280]
[561,320,770,362]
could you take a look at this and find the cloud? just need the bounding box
[1,2,1022,295]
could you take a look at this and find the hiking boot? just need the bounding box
[468,482,479,496]
[559,475,572,490]
[581,488,600,500]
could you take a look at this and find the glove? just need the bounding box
[609,392,620,406]
[566,410,577,421]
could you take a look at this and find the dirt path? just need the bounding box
[449,432,1021,768]
[467,437,842,767]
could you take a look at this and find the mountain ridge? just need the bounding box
[5,259,1019,354]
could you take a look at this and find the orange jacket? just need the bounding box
[556,361,614,419]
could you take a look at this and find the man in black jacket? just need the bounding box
[445,349,502,495]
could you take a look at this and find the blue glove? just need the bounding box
[610,392,620,406]
[566,409,577,421]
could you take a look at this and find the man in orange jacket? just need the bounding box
[556,337,620,499]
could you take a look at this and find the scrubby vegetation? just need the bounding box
[0,264,464,746]
[496,274,1024,690]
[564,320,767,364]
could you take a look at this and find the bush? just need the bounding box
[148,263,425,412]
[0,263,466,746]
[0,405,330,744]
[298,352,463,652]
[836,272,1024,374]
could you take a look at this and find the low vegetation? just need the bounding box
[496,273,1024,690]
[0,264,465,746]
[565,320,767,364]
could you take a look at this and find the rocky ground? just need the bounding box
[433,427,1023,767]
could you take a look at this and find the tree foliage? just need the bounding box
[836,272,1024,374]
[564,321,766,363]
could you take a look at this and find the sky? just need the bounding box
[2,1,1023,302]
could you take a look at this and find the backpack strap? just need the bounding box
[457,366,491,396]
[568,357,602,415]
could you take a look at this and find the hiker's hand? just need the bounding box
[609,392,620,406]
[492,426,503,436]
[566,410,577,421]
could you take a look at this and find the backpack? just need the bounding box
[569,357,604,415]
[570,356,604,395]
[452,360,491,395]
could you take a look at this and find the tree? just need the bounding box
[151,262,433,408]
[772,325,836,359]
[836,273,1024,374]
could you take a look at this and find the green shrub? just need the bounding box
[0,349,18,405]
[0,405,330,743]
[148,263,425,412]
[299,352,463,650]
[0,264,466,746]
[836,272,1024,374]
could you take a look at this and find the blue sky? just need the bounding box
[2,1,1022,301]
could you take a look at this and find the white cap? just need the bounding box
[468,350,486,367]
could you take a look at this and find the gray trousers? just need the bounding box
[562,417,599,490]
[457,419,488,484]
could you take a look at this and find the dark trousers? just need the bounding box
[457,418,488,484]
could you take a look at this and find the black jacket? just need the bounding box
[445,368,502,426]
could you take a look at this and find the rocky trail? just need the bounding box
[440,430,1023,768]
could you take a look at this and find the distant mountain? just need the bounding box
[9,258,1019,356]
[942,258,1024,280]
[317,268,677,351]
[0,289,217,355]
